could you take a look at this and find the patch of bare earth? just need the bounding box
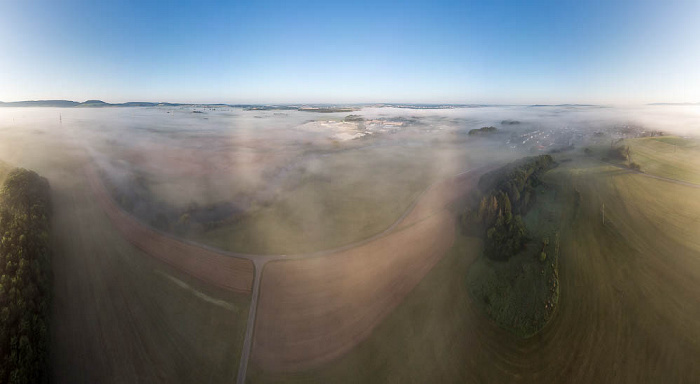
[86,165,254,293]
[251,170,482,371]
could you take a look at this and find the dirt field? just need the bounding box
[51,170,252,383]
[249,169,483,371]
[250,158,700,383]
[0,120,254,383]
[85,165,255,293]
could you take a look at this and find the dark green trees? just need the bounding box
[484,195,527,261]
[473,155,553,261]
[0,168,52,384]
[468,126,498,136]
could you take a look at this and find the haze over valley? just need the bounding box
[2,0,700,383]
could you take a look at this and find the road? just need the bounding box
[87,162,485,383]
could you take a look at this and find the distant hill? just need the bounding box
[0,99,187,108]
[0,100,80,107]
[529,104,600,108]
[77,100,109,107]
[648,102,700,106]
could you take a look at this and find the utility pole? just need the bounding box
[601,203,605,225]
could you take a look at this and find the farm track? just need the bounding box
[86,165,256,294]
[250,169,483,372]
[86,156,700,384]
[86,159,487,382]
[52,167,249,384]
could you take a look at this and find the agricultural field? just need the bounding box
[4,1,700,383]
[625,136,700,184]
[249,151,700,383]
[0,111,252,383]
[1,106,699,383]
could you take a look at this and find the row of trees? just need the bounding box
[0,168,52,384]
[607,145,642,171]
[471,155,554,261]
[468,126,498,136]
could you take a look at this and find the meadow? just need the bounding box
[249,147,700,383]
[1,106,699,383]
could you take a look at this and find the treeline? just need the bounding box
[468,155,554,261]
[605,145,641,171]
[0,169,52,384]
[101,170,241,234]
[468,126,498,136]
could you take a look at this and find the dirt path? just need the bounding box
[249,169,483,372]
[87,160,486,382]
[86,165,255,293]
[52,167,250,383]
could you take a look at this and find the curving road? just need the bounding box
[87,161,487,383]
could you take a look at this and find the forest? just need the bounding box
[0,168,52,384]
[471,155,554,260]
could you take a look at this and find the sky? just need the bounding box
[0,0,699,104]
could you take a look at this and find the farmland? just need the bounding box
[248,150,700,383]
[0,107,699,383]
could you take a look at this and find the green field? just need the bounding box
[626,136,700,184]
[248,149,700,383]
[247,233,485,383]
[190,146,450,254]
[0,128,252,383]
[49,156,252,383]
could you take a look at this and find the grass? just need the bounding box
[191,147,438,254]
[0,128,253,382]
[625,136,700,184]
[49,160,253,383]
[249,152,700,383]
[0,159,12,185]
[247,233,485,383]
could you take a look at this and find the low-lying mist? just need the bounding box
[0,104,697,253]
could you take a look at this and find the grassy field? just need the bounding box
[0,126,253,383]
[192,146,442,254]
[51,168,251,383]
[247,233,486,383]
[625,136,700,184]
[249,151,700,383]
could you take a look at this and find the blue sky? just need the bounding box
[0,0,698,104]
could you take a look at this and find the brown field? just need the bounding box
[0,119,254,383]
[250,158,700,383]
[250,169,484,371]
[51,170,251,383]
[85,165,255,294]
[4,108,699,383]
